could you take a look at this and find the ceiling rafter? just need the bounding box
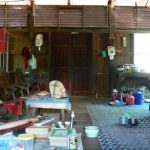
[145,0,149,6]
[0,0,30,5]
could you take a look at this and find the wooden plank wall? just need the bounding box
[0,5,28,27]
[84,6,108,28]
[113,7,136,29]
[137,7,150,29]
[114,6,150,30]
[33,5,108,29]
[33,6,58,27]
[0,5,150,31]
[0,5,5,26]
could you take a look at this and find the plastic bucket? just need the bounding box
[85,126,99,138]
[18,134,34,150]
[133,92,143,105]
[125,95,135,105]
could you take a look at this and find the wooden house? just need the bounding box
[0,0,150,97]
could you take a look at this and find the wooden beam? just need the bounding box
[108,0,117,8]
[145,0,149,6]
[28,0,34,50]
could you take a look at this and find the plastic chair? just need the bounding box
[49,80,68,98]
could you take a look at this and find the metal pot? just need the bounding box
[128,118,138,126]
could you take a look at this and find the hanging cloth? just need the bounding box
[21,46,30,68]
[0,28,7,54]
[29,54,37,69]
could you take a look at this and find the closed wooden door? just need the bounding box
[51,32,91,96]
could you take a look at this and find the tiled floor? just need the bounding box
[69,98,103,150]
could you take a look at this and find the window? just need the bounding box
[134,33,150,72]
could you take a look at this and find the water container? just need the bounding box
[133,91,144,105]
[125,95,135,105]
[18,134,34,150]
[119,116,128,125]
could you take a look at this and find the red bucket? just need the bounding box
[125,95,135,105]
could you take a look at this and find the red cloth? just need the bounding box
[0,28,7,54]
[21,46,30,68]
[0,99,23,116]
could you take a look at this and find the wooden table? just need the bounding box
[23,94,71,122]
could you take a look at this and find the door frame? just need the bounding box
[50,32,93,96]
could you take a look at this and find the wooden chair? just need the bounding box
[0,69,25,100]
[29,69,40,92]
[0,69,17,100]
[16,68,40,94]
[15,68,30,95]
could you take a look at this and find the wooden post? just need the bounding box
[108,0,114,95]
[28,0,34,50]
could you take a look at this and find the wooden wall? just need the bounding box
[9,32,30,72]
[111,32,133,66]
[9,32,49,73]
[1,4,148,95]
[8,30,132,96]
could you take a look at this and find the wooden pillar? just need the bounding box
[28,1,34,51]
[108,0,114,95]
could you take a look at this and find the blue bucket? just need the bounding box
[133,91,144,105]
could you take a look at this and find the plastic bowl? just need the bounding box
[85,126,99,138]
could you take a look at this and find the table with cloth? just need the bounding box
[23,94,71,122]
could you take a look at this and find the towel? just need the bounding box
[0,28,7,54]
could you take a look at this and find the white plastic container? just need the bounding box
[18,134,34,150]
[85,126,99,138]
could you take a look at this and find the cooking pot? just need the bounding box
[128,118,138,126]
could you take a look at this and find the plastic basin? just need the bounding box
[85,126,99,138]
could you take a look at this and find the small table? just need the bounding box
[23,94,71,122]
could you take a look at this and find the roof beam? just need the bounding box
[145,0,149,6]
[108,0,117,7]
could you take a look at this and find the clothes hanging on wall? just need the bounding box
[0,28,7,54]
[29,54,37,69]
[29,54,38,83]
[21,46,30,68]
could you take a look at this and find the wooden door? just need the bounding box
[51,32,91,96]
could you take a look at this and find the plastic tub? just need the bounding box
[85,126,99,138]
[18,134,34,150]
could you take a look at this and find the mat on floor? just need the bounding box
[87,103,150,150]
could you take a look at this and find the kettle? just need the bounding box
[128,118,138,126]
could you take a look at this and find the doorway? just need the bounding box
[51,32,92,96]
